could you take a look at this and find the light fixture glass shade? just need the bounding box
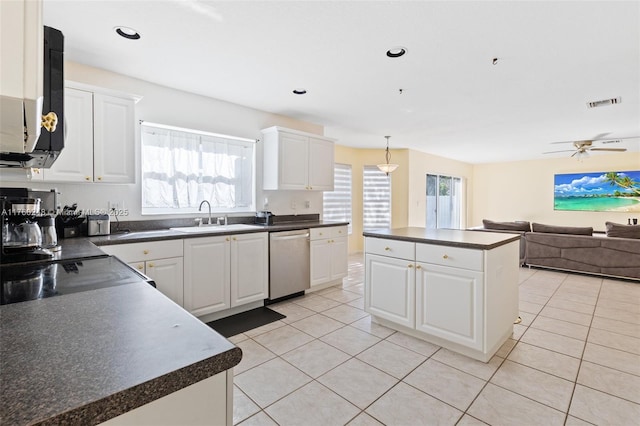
[575,150,590,161]
[377,163,399,174]
[377,135,399,175]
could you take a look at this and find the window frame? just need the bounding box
[140,122,256,215]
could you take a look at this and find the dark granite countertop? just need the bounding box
[363,227,520,250]
[90,220,348,246]
[0,280,242,425]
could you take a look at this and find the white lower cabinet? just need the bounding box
[309,226,348,289]
[132,257,184,307]
[364,236,519,362]
[100,240,184,306]
[365,253,415,329]
[184,233,268,317]
[415,262,484,350]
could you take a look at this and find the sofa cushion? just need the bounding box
[605,222,640,239]
[482,219,531,232]
[531,223,593,236]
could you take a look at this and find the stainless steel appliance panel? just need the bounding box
[269,229,310,300]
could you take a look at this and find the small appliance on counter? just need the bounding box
[55,203,85,238]
[87,214,110,236]
[255,211,275,226]
[1,194,53,264]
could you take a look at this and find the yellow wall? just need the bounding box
[471,151,640,231]
[335,145,473,252]
[337,146,638,253]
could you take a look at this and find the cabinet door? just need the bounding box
[308,137,334,190]
[416,262,484,350]
[93,93,135,183]
[365,254,415,328]
[45,87,94,182]
[184,236,230,316]
[278,132,309,189]
[146,257,184,307]
[330,236,348,280]
[310,238,332,287]
[230,232,268,307]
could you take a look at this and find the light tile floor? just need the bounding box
[231,254,640,426]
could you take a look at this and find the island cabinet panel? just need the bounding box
[101,370,230,426]
[364,230,520,362]
[365,253,415,328]
[415,263,484,350]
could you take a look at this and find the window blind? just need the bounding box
[363,165,391,230]
[323,163,352,233]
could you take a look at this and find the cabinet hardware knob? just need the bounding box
[233,237,237,241]
[137,265,143,270]
[148,263,154,268]
[384,247,391,251]
[416,265,421,269]
[143,250,149,255]
[85,176,90,181]
[443,254,449,259]
[97,177,102,181]
[226,237,230,241]
[408,264,413,268]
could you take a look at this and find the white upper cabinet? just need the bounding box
[261,126,335,191]
[44,84,136,183]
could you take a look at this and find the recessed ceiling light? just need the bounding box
[115,26,141,40]
[386,47,407,58]
[292,88,307,95]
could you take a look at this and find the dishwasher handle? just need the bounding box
[270,232,310,241]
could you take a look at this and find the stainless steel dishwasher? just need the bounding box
[269,229,310,301]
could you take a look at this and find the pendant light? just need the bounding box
[377,136,399,175]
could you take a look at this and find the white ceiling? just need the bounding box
[43,0,640,164]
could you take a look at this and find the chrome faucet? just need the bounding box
[217,215,228,226]
[198,200,212,225]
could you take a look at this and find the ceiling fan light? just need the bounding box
[575,150,590,161]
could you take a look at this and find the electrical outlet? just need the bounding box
[108,201,119,212]
[291,200,297,210]
[305,200,310,208]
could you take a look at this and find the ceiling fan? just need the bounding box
[543,133,637,158]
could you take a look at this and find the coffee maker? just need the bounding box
[1,188,59,264]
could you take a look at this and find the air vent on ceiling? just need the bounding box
[586,97,621,108]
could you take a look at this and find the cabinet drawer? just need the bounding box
[416,243,483,271]
[365,237,415,260]
[310,225,347,240]
[100,240,183,263]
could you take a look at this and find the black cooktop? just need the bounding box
[1,256,153,306]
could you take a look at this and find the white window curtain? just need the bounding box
[363,165,391,230]
[141,123,255,214]
[323,163,352,233]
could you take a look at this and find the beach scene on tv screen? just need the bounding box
[554,170,640,212]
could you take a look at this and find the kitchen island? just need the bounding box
[0,244,242,425]
[363,228,520,362]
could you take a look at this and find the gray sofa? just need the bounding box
[474,220,640,281]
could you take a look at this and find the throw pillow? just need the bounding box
[482,219,531,232]
[531,223,593,235]
[605,222,640,239]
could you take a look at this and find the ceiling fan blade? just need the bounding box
[593,135,639,141]
[571,151,578,157]
[550,140,579,145]
[591,132,611,140]
[590,148,628,152]
[543,149,578,154]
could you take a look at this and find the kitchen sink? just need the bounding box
[169,224,262,233]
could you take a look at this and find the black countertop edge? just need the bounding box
[363,229,521,250]
[91,221,350,246]
[34,347,243,426]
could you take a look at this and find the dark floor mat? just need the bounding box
[206,307,286,338]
